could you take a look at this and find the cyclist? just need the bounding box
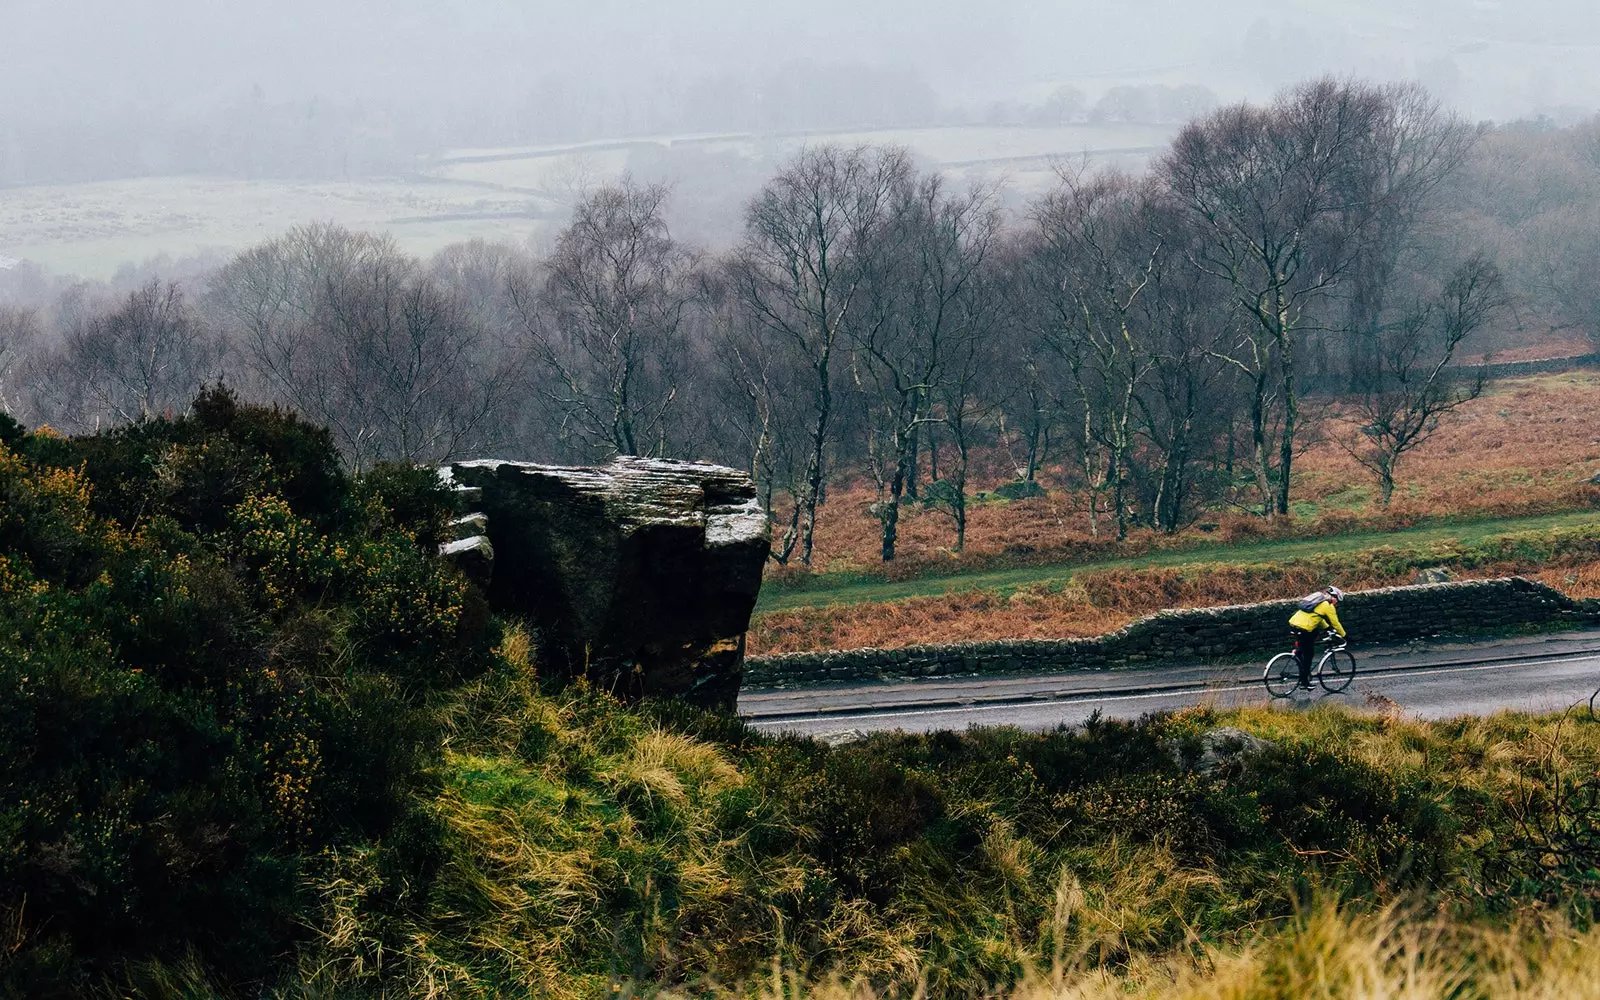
[1288,586,1346,689]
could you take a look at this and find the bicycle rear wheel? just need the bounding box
[1318,648,1356,694]
[1263,652,1300,699]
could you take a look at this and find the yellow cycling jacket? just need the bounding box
[1289,599,1345,637]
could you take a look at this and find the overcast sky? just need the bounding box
[1,2,1179,109]
[6,1,1600,134]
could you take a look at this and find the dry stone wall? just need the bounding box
[744,578,1600,688]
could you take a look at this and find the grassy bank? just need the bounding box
[219,662,1600,997]
[21,564,1600,995]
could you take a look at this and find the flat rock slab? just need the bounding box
[449,457,769,709]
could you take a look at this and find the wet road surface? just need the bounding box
[742,629,1600,738]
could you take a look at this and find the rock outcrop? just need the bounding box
[445,457,769,709]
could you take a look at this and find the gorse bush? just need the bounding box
[0,391,491,995]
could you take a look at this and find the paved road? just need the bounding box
[741,629,1600,739]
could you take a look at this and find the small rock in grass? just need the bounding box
[1171,727,1270,776]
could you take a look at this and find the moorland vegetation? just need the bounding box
[1,392,1600,1000]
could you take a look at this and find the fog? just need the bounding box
[9,1,1600,163]
[5,0,1600,281]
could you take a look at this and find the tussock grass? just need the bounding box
[90,669,1600,998]
[704,904,1600,1000]
[250,625,1600,999]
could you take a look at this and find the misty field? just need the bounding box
[0,174,557,278]
[0,123,1178,279]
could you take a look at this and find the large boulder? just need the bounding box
[446,457,769,709]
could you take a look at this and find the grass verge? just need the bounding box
[758,509,1600,612]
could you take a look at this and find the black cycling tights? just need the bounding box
[1292,629,1318,686]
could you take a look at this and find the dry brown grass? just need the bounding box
[749,554,1600,655]
[751,372,1600,654]
[679,903,1600,1000]
[1296,371,1600,521]
[1480,337,1593,362]
[782,373,1600,577]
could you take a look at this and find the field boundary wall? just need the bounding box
[1300,353,1600,395]
[742,578,1600,688]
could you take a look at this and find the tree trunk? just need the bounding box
[1112,378,1137,542]
[1275,297,1297,518]
[953,439,969,552]
[881,460,904,562]
[1250,367,1273,518]
[1157,415,1192,534]
[905,424,920,500]
[1224,415,1235,479]
[799,355,832,566]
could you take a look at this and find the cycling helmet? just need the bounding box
[1326,585,1344,601]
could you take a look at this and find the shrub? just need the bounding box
[28,384,346,536]
[0,396,492,993]
[992,479,1048,501]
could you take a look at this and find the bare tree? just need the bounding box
[703,273,812,562]
[1340,84,1481,391]
[990,235,1066,491]
[315,267,519,469]
[54,281,218,430]
[0,306,38,421]
[209,225,521,469]
[514,180,698,460]
[206,223,394,408]
[850,172,1002,560]
[926,242,1011,553]
[728,145,909,565]
[1164,79,1393,517]
[1130,204,1246,533]
[1029,170,1162,541]
[1345,256,1504,504]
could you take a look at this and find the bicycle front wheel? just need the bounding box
[1318,647,1356,694]
[1263,652,1300,699]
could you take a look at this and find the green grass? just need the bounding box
[758,509,1600,612]
[281,666,1600,998]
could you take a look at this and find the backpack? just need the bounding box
[1299,591,1329,612]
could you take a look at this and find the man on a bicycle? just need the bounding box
[1289,586,1346,689]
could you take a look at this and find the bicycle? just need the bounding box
[1264,639,1356,698]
